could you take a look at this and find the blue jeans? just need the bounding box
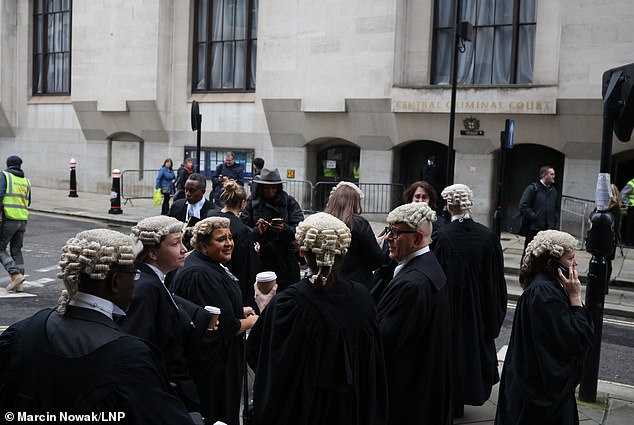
[0,219,26,275]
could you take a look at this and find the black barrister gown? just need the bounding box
[495,274,594,425]
[118,262,211,411]
[431,218,508,406]
[375,251,452,425]
[0,307,194,424]
[172,250,245,425]
[340,215,384,288]
[246,278,388,425]
[206,209,261,310]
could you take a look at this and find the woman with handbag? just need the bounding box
[156,158,175,215]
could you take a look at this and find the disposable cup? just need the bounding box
[256,271,277,294]
[204,306,221,329]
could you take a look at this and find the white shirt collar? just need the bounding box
[451,213,471,222]
[145,263,179,310]
[69,291,126,320]
[393,246,430,277]
[187,197,206,220]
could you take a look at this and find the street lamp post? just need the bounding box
[446,0,472,186]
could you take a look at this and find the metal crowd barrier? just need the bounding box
[120,169,403,215]
[120,169,159,205]
[560,195,595,247]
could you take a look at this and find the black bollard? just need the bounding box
[68,158,78,197]
[108,168,123,214]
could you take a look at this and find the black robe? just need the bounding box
[431,218,508,406]
[240,190,304,291]
[0,307,194,424]
[340,215,384,288]
[206,209,261,310]
[375,251,452,425]
[171,250,245,425]
[118,262,211,411]
[246,278,388,425]
[495,274,593,425]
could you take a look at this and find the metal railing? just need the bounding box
[120,169,403,214]
[120,169,159,205]
[560,195,595,246]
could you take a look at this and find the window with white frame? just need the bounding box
[431,0,536,85]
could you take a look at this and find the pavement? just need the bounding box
[7,186,634,423]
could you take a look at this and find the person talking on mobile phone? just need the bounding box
[495,230,594,425]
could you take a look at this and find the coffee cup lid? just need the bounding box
[204,306,221,314]
[256,271,277,283]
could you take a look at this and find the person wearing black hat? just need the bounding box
[0,155,31,293]
[240,168,304,292]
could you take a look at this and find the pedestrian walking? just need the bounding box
[174,157,194,201]
[1,155,31,293]
[156,158,176,215]
[518,165,559,249]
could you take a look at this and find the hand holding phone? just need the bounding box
[550,261,570,279]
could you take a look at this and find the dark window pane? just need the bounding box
[520,0,536,22]
[33,0,71,95]
[474,27,493,83]
[461,0,476,25]
[193,0,257,92]
[197,0,209,41]
[477,0,495,25]
[436,0,454,28]
[492,25,512,83]
[495,0,514,25]
[516,24,535,83]
[432,29,453,84]
[211,42,223,89]
[222,41,235,88]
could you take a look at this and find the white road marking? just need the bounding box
[35,265,60,273]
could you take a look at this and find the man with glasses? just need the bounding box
[374,202,452,425]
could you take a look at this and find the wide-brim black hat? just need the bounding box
[257,168,283,185]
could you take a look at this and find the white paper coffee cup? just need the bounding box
[256,271,277,294]
[204,306,221,329]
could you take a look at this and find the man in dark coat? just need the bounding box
[0,229,195,424]
[240,168,304,291]
[432,184,508,417]
[519,165,559,248]
[169,173,215,249]
[374,202,452,425]
[174,157,194,201]
[211,151,245,204]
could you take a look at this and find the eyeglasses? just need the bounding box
[383,226,418,239]
[114,269,141,281]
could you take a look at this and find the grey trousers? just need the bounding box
[0,219,26,276]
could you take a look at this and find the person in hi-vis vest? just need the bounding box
[1,155,31,293]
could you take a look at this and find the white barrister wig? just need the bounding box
[522,229,578,267]
[295,212,352,285]
[329,181,365,200]
[57,229,141,314]
[387,202,437,229]
[131,215,184,247]
[441,183,474,212]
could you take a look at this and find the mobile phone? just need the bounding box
[271,218,283,225]
[549,261,570,279]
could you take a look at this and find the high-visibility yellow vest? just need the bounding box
[627,179,634,207]
[3,171,30,220]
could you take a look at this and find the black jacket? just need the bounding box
[519,181,559,231]
[240,191,304,291]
